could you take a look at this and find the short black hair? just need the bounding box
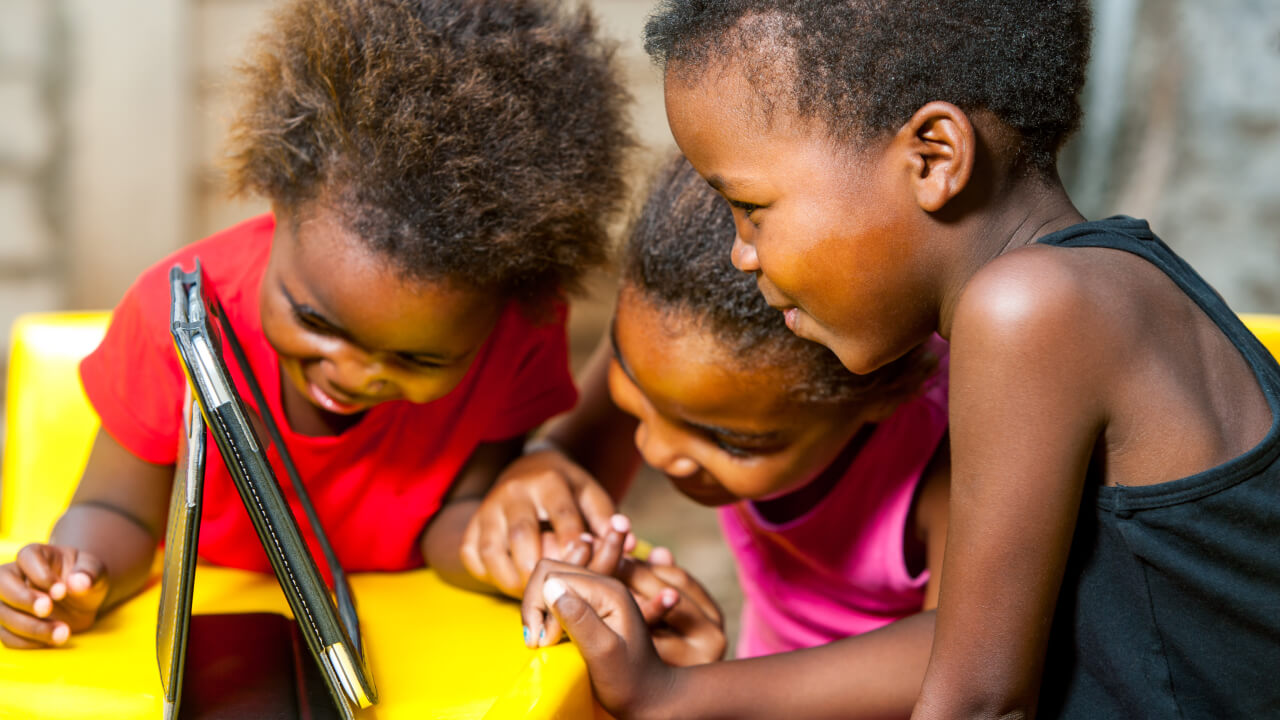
[645,0,1091,174]
[623,154,935,406]
[228,0,634,308]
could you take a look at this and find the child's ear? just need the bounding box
[896,101,976,213]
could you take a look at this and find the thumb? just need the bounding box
[542,577,621,660]
[65,551,106,596]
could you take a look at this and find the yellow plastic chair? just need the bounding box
[0,311,605,719]
[1241,313,1280,359]
[0,312,109,541]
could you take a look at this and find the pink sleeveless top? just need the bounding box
[718,345,949,658]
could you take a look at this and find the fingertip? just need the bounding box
[623,532,637,554]
[68,573,92,594]
[49,582,66,601]
[33,595,52,618]
[649,546,674,566]
[522,625,533,648]
[52,623,70,646]
[660,588,679,608]
[542,577,568,607]
[609,514,630,534]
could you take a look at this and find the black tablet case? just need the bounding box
[158,261,375,720]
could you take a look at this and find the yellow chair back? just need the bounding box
[1241,313,1280,360]
[0,312,109,540]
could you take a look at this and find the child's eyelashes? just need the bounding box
[726,198,765,222]
[395,352,447,370]
[712,435,763,459]
[293,306,338,335]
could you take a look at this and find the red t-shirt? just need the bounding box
[80,214,576,573]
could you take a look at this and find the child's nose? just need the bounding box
[331,347,393,397]
[634,422,699,478]
[730,233,760,273]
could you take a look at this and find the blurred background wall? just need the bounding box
[1,0,1278,651]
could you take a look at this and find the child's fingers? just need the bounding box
[14,544,60,595]
[648,546,674,566]
[459,519,487,581]
[521,559,570,649]
[0,565,52,619]
[648,564,722,626]
[0,624,50,650]
[502,498,544,582]
[542,576,620,659]
[586,515,629,576]
[571,470,618,539]
[0,602,69,647]
[633,586,680,626]
[65,551,106,597]
[561,535,595,567]
[530,478,587,552]
[473,512,523,596]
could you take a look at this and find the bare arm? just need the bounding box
[0,429,171,648]
[529,556,938,719]
[423,436,526,592]
[539,333,640,501]
[52,429,173,609]
[913,433,951,611]
[913,269,1103,719]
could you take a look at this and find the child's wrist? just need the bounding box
[634,664,690,720]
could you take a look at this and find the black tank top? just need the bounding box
[1034,217,1280,718]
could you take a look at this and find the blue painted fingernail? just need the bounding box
[522,625,531,645]
[539,627,547,643]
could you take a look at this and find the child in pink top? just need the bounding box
[723,344,946,657]
[465,155,950,716]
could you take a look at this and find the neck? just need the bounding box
[935,171,1085,337]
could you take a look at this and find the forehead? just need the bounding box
[613,291,798,430]
[275,206,499,353]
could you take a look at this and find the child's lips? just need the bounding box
[782,307,799,331]
[308,382,367,415]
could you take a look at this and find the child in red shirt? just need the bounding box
[0,0,631,649]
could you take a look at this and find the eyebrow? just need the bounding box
[608,320,780,444]
[281,281,458,362]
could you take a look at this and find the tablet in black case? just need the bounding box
[159,261,376,720]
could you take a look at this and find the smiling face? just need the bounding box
[260,202,503,434]
[607,287,871,506]
[664,68,943,374]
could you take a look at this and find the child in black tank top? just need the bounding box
[509,4,1280,719]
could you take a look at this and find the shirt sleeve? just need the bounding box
[78,266,186,465]
[479,302,578,442]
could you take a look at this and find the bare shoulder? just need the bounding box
[950,245,1129,390]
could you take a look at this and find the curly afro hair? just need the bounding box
[644,0,1092,174]
[624,154,937,406]
[226,0,634,307]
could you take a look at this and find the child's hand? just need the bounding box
[461,446,618,597]
[0,543,109,648]
[618,549,726,667]
[524,559,678,717]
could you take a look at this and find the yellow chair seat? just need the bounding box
[0,538,599,719]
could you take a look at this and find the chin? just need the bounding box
[828,342,887,376]
[671,480,737,507]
